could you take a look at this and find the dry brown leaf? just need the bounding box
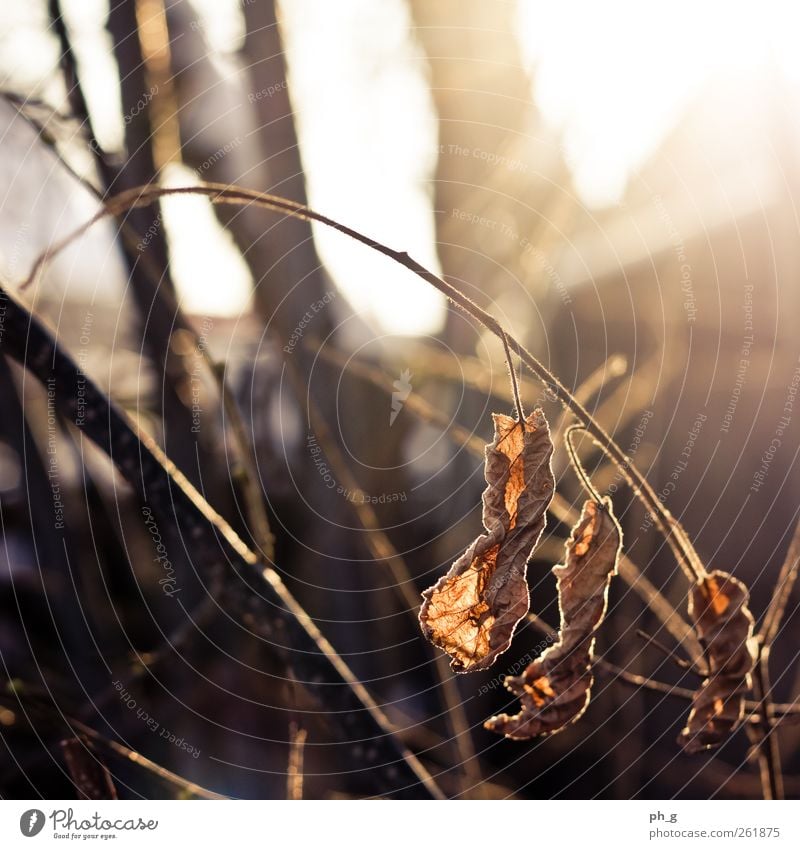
[678,571,757,754]
[484,499,622,739]
[419,409,555,672]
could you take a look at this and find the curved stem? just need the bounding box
[748,643,784,799]
[0,691,226,799]
[564,425,603,504]
[500,330,526,422]
[19,181,705,583]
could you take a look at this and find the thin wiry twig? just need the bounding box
[405,343,544,406]
[282,357,483,799]
[594,658,698,701]
[748,646,784,799]
[551,354,627,443]
[19,181,706,584]
[217,370,277,562]
[747,514,800,800]
[500,330,526,422]
[87,588,222,721]
[286,721,307,801]
[0,691,225,799]
[760,514,800,645]
[564,425,603,504]
[550,354,627,475]
[635,629,692,671]
[0,283,444,800]
[4,102,276,564]
[525,613,799,723]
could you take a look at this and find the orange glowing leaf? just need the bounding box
[485,499,622,739]
[419,409,554,672]
[678,571,757,753]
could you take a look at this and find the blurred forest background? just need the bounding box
[1,0,800,799]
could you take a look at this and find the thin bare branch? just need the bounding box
[564,425,603,503]
[282,357,483,798]
[1,692,224,799]
[18,181,705,584]
[0,283,443,800]
[635,629,692,671]
[760,514,800,645]
[286,722,307,801]
[526,613,798,722]
[747,646,785,799]
[749,511,798,798]
[500,330,526,421]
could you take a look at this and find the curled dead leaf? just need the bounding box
[678,571,757,754]
[485,499,622,739]
[419,409,555,672]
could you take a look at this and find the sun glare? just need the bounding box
[516,0,800,206]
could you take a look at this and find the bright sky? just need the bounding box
[516,0,800,206]
[279,0,446,336]
[4,0,800,327]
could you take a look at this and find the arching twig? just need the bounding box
[500,330,526,422]
[0,283,444,800]
[18,181,705,584]
[564,425,603,504]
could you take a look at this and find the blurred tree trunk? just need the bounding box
[166,0,332,348]
[410,0,572,356]
[45,0,244,704]
[165,0,419,690]
[47,0,215,500]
